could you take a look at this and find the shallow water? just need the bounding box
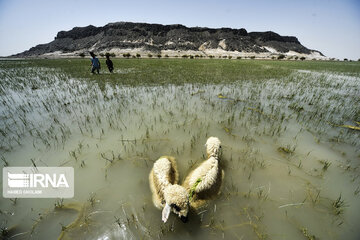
[0,63,359,240]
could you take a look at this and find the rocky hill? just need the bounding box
[14,22,325,59]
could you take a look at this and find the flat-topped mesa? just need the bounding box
[55,25,101,40]
[13,21,325,59]
[249,31,300,43]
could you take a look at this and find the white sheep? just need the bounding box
[205,136,222,159]
[149,156,189,223]
[182,137,224,210]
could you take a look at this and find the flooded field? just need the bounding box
[0,59,359,239]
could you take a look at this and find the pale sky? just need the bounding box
[0,0,359,60]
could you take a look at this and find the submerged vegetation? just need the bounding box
[0,59,359,239]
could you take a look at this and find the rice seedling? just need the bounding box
[9,198,17,205]
[305,183,321,205]
[319,159,332,171]
[332,194,347,216]
[278,144,296,155]
[298,159,303,168]
[300,227,318,240]
[80,160,86,168]
[88,193,97,207]
[0,59,359,239]
[53,199,64,210]
[1,155,8,166]
[114,216,123,228]
[354,186,360,196]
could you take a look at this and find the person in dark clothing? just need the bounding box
[105,53,114,73]
[90,52,100,74]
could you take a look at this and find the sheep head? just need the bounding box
[162,184,189,223]
[205,137,222,159]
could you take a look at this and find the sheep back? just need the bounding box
[183,157,224,210]
[149,156,179,209]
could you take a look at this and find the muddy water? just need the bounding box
[0,66,359,239]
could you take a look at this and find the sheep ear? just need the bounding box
[162,203,171,223]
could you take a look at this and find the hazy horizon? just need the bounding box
[0,0,359,60]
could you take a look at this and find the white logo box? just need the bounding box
[3,167,74,198]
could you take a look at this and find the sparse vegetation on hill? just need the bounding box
[123,53,131,58]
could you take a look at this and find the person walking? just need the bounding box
[105,53,114,73]
[90,52,101,74]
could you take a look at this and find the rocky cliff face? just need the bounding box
[14,22,324,58]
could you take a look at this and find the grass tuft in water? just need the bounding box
[332,194,347,216]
